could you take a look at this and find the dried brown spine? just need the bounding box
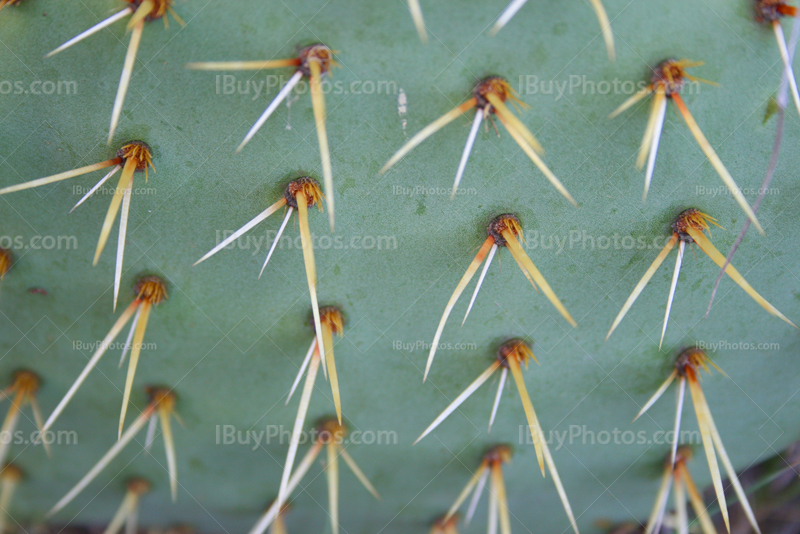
[0,249,12,279]
[298,44,334,77]
[483,443,513,464]
[117,141,154,173]
[675,347,707,377]
[284,176,323,209]
[134,275,168,305]
[317,417,347,443]
[487,214,521,247]
[652,59,686,96]
[755,0,797,21]
[126,477,151,495]
[11,369,39,394]
[126,0,172,21]
[0,464,23,482]
[474,76,511,109]
[147,386,176,411]
[319,306,345,334]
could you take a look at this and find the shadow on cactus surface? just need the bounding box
[1,0,799,533]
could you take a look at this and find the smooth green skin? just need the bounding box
[0,0,799,532]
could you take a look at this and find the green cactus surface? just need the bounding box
[0,0,799,533]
